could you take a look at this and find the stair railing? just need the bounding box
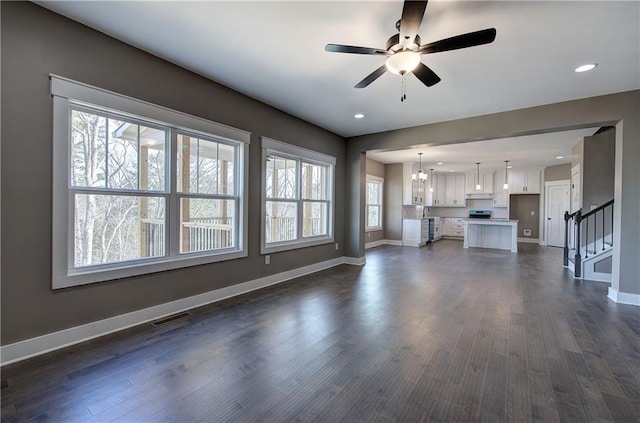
[563,199,614,278]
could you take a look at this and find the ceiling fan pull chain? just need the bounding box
[401,73,407,102]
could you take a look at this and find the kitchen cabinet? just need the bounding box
[508,169,541,194]
[493,169,508,207]
[442,217,465,238]
[429,173,466,207]
[402,218,429,247]
[465,171,494,194]
[402,162,426,205]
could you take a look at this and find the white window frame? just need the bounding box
[260,137,335,254]
[366,175,384,232]
[51,75,250,289]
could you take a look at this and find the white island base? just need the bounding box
[463,219,518,253]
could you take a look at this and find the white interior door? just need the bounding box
[546,181,570,247]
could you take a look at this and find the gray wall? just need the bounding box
[1,2,346,345]
[510,194,540,239]
[345,90,639,297]
[544,164,571,182]
[366,158,385,178]
[583,127,615,210]
[365,158,385,243]
[384,163,403,241]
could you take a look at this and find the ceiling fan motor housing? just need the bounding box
[386,33,421,52]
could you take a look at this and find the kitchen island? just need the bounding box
[463,219,519,253]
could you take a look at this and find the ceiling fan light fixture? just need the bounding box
[385,51,421,75]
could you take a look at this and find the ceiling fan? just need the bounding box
[325,0,496,100]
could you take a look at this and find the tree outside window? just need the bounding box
[366,176,383,231]
[261,138,335,254]
[52,75,249,288]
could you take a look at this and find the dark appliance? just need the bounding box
[468,210,492,219]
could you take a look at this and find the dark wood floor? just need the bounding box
[2,240,639,422]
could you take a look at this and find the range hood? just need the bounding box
[466,193,493,199]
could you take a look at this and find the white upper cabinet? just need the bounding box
[429,173,466,207]
[465,170,494,194]
[403,162,426,205]
[508,169,541,194]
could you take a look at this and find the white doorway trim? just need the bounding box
[545,180,571,248]
[570,164,581,213]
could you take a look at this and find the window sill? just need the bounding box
[53,249,248,290]
[261,236,334,255]
[365,227,383,233]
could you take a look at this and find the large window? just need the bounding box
[52,76,249,288]
[366,175,384,231]
[261,137,335,254]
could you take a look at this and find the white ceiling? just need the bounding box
[366,127,598,172]
[36,1,639,140]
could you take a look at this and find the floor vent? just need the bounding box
[151,312,192,326]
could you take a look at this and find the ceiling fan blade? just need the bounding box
[400,1,428,47]
[412,62,441,87]
[325,44,389,55]
[355,65,388,88]
[419,28,497,54]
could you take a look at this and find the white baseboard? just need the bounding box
[607,287,640,306]
[1,256,353,366]
[518,238,540,243]
[365,239,402,249]
[343,256,366,266]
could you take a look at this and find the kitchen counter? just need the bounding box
[463,219,518,252]
[402,217,442,247]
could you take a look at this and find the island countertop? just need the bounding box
[464,218,519,224]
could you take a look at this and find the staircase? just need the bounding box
[564,199,614,283]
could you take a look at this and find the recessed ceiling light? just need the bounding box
[556,155,564,159]
[575,63,597,73]
[354,113,364,119]
[449,169,454,172]
[437,162,444,165]
[507,165,513,169]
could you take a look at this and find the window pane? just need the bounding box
[177,134,235,195]
[266,155,296,199]
[265,201,297,243]
[108,119,139,190]
[218,143,235,195]
[302,162,327,200]
[303,202,328,237]
[74,194,165,267]
[367,181,380,204]
[71,110,107,188]
[71,109,167,191]
[180,198,235,253]
[367,205,380,228]
[140,125,166,191]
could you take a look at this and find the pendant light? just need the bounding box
[412,153,427,182]
[475,162,481,190]
[429,169,434,192]
[503,160,509,189]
